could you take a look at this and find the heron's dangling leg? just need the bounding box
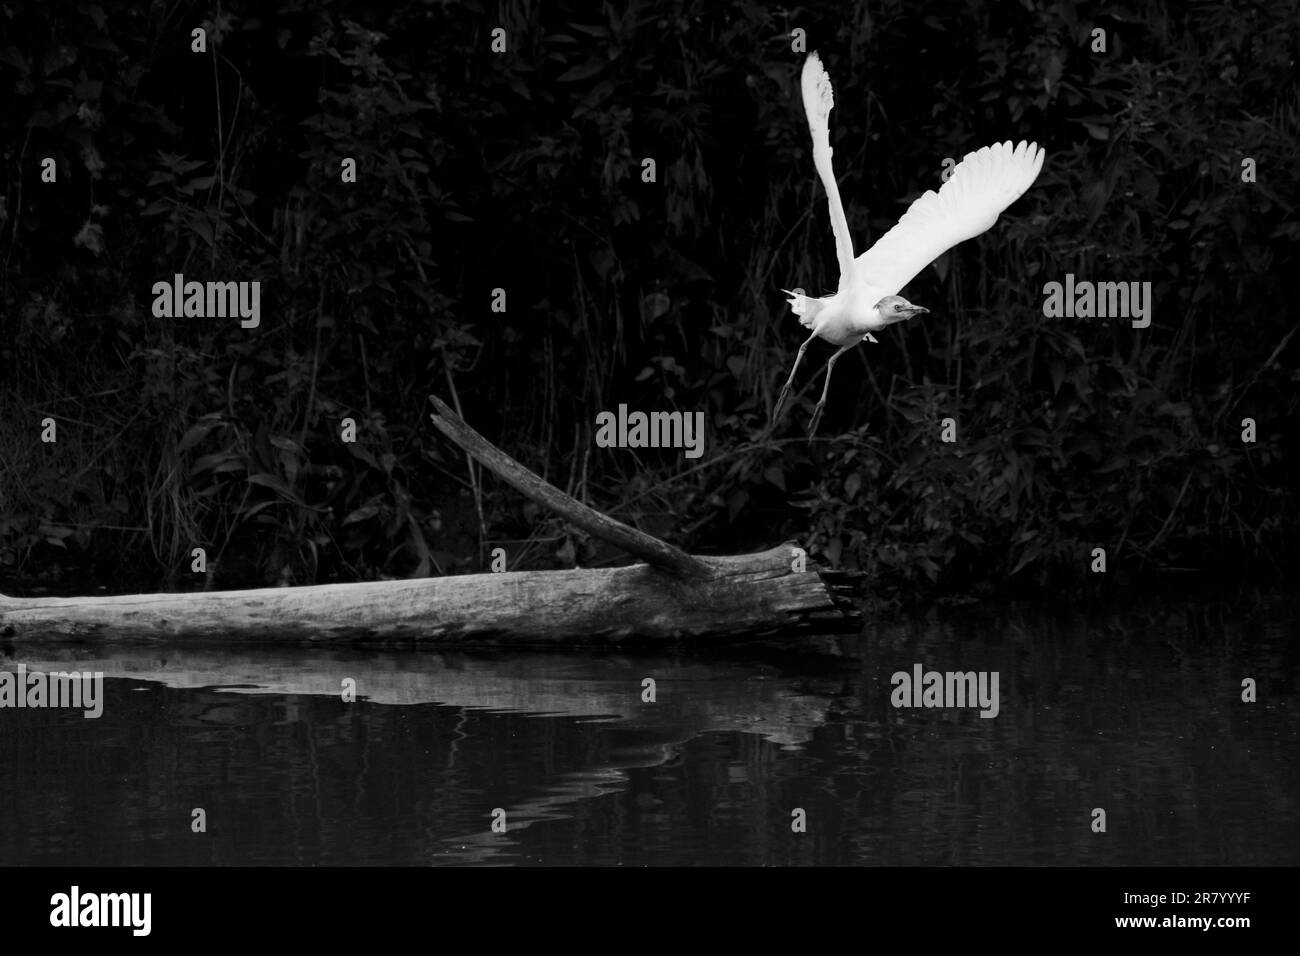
[773,330,820,423]
[807,345,853,439]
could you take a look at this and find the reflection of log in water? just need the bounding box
[15,647,835,863]
[432,759,666,865]
[13,647,831,745]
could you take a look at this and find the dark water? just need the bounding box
[2,596,1296,866]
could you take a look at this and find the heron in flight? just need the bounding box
[775,52,1045,436]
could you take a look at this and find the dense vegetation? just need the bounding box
[1,0,1296,603]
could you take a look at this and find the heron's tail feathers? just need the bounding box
[781,288,824,329]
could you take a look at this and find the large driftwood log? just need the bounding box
[0,398,859,645]
[0,544,854,644]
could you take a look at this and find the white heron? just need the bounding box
[775,52,1046,436]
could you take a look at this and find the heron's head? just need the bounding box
[874,295,930,325]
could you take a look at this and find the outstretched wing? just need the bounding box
[800,53,856,291]
[854,140,1045,296]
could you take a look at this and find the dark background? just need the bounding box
[1,0,1296,604]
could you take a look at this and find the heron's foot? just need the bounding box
[807,400,827,439]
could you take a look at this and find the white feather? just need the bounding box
[854,140,1045,296]
[800,53,856,288]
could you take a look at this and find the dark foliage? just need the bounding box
[1,0,1296,602]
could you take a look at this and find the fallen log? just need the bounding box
[0,397,860,645]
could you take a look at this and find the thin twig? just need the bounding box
[442,368,487,569]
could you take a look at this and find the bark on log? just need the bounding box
[0,543,855,644]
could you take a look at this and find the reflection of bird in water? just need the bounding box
[777,52,1046,436]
